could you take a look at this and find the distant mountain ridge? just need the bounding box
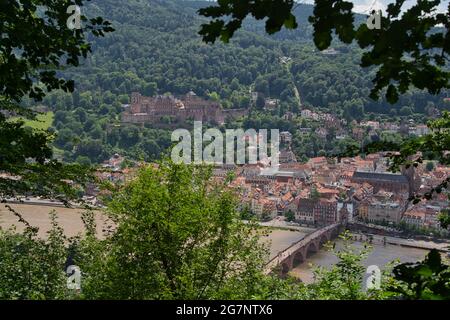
[60,0,447,114]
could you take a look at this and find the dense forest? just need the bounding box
[22,0,449,164]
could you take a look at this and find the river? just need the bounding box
[288,240,430,284]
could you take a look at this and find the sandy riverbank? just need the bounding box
[0,203,111,238]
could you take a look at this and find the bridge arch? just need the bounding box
[292,250,305,267]
[281,262,290,275]
[330,227,340,239]
[305,240,319,257]
[319,234,329,247]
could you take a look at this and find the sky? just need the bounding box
[299,0,448,14]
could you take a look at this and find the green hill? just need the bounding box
[32,0,448,164]
[10,111,54,131]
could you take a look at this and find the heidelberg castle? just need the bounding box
[121,91,247,125]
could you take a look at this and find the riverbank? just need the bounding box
[0,203,110,238]
[349,232,450,252]
[1,204,308,261]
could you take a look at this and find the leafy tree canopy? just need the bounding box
[0,0,113,202]
[0,0,113,103]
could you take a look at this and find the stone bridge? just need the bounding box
[264,223,342,276]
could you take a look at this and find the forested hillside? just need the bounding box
[26,0,448,164]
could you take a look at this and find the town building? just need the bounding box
[280,131,293,144]
[351,171,410,194]
[308,156,328,169]
[402,210,425,227]
[296,197,341,226]
[279,149,297,163]
[367,199,405,224]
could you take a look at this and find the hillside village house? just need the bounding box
[307,156,328,169]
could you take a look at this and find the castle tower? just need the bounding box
[131,92,141,104]
[130,92,142,113]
